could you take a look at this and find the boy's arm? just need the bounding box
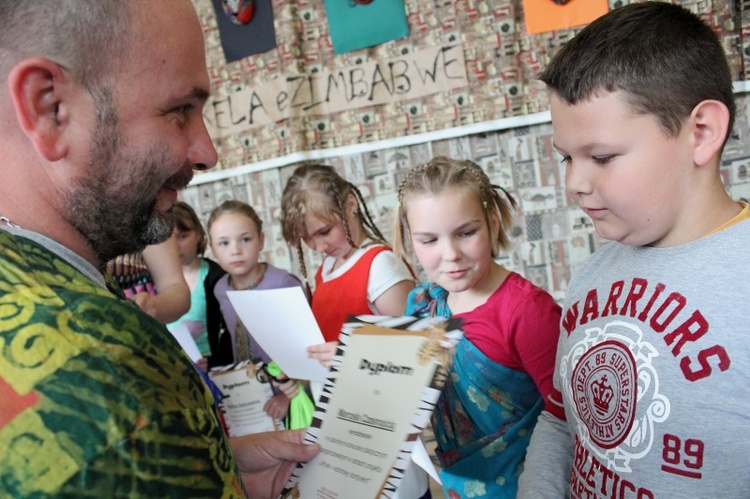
[518,410,574,498]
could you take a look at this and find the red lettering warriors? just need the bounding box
[562,278,730,381]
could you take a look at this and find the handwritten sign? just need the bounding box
[204,44,468,137]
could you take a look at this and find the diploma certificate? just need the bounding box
[209,365,284,437]
[283,316,462,498]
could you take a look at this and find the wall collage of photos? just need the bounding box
[182,0,750,302]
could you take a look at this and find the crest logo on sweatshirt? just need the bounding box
[573,340,637,448]
[562,320,671,472]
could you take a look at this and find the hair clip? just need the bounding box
[482,200,488,208]
[396,201,401,207]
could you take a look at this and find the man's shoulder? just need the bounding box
[1,229,87,288]
[0,230,169,350]
[0,227,53,264]
[1,227,109,285]
[0,229,111,301]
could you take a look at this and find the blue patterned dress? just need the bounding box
[406,282,544,498]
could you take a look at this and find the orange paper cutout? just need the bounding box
[523,0,609,35]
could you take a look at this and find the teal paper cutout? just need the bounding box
[324,0,410,54]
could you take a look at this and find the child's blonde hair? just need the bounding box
[280,163,384,280]
[393,156,517,261]
[207,200,264,238]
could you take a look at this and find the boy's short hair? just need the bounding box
[539,1,735,142]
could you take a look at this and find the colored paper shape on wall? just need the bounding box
[324,0,410,54]
[211,0,277,63]
[523,0,608,35]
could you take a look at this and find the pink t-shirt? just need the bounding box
[454,272,564,419]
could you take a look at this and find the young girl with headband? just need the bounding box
[393,156,564,498]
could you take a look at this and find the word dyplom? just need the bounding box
[204,44,468,135]
[359,358,414,376]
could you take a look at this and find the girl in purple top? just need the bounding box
[208,200,307,424]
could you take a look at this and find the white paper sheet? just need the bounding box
[412,438,441,485]
[227,287,329,381]
[168,322,203,362]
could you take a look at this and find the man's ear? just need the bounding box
[690,99,730,167]
[7,58,70,161]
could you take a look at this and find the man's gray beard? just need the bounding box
[63,182,176,267]
[64,87,189,267]
[135,208,175,247]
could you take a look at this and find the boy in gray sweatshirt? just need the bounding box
[519,2,750,497]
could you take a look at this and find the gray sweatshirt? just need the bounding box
[519,218,750,498]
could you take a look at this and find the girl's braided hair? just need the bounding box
[393,156,517,261]
[280,163,385,281]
